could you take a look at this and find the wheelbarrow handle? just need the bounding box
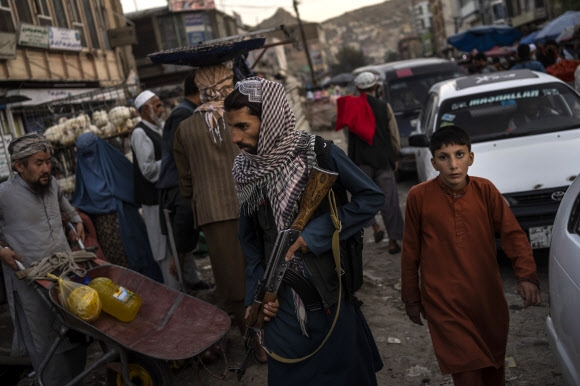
[15,259,26,271]
[66,222,86,250]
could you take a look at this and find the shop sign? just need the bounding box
[184,13,212,44]
[18,23,49,49]
[49,27,82,51]
[107,26,137,47]
[8,88,96,107]
[0,33,16,59]
[169,0,215,12]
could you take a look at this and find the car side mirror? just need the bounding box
[409,134,429,147]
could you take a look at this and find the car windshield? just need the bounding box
[388,71,464,113]
[437,83,580,142]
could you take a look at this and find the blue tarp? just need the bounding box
[447,25,522,52]
[534,11,580,43]
[520,31,539,45]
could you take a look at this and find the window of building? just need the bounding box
[52,0,69,28]
[0,0,15,33]
[68,0,87,47]
[134,18,157,58]
[81,0,100,49]
[95,0,110,49]
[35,0,52,26]
[157,14,182,50]
[15,0,34,25]
[492,2,507,21]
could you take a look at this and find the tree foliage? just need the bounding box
[330,46,369,75]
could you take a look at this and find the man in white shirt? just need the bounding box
[131,90,205,288]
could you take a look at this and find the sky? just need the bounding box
[120,0,387,27]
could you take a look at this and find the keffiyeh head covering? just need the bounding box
[9,133,53,163]
[232,77,317,231]
[194,64,234,143]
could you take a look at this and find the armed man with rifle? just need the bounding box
[226,77,385,385]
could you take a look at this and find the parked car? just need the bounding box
[546,172,580,385]
[410,69,580,249]
[352,58,466,177]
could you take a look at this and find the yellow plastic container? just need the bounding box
[87,277,142,322]
[67,285,102,323]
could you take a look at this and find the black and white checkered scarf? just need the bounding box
[232,77,317,231]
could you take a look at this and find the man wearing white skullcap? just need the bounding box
[130,91,171,284]
[337,71,404,253]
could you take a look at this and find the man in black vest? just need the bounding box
[132,90,180,287]
[347,71,404,254]
[156,73,212,291]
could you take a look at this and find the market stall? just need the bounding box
[19,85,140,197]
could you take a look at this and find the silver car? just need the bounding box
[546,173,580,385]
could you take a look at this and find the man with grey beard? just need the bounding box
[130,90,166,283]
[0,133,87,385]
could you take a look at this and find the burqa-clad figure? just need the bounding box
[73,132,162,282]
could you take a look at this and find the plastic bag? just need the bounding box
[47,273,102,323]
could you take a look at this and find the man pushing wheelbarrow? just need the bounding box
[0,134,231,385]
[0,133,87,385]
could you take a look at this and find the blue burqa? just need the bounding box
[72,132,162,282]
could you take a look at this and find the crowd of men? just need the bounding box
[1,60,544,386]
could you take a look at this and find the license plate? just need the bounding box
[529,225,553,249]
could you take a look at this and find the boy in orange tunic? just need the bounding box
[401,125,541,385]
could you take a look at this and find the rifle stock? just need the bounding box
[291,166,339,231]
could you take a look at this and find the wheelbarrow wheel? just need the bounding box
[106,352,171,386]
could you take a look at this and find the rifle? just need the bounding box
[229,166,338,380]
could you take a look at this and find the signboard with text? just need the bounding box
[107,26,137,47]
[0,33,16,59]
[49,27,82,51]
[169,0,215,12]
[184,13,212,44]
[18,23,49,49]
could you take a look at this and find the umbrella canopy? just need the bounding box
[534,11,580,43]
[447,25,522,52]
[148,38,265,67]
[556,26,576,43]
[520,31,539,45]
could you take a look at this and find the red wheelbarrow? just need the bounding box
[36,262,230,386]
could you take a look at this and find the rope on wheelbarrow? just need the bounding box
[15,250,97,282]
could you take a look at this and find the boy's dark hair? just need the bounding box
[184,71,199,96]
[223,88,262,118]
[429,125,471,155]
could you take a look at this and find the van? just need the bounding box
[352,58,466,176]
